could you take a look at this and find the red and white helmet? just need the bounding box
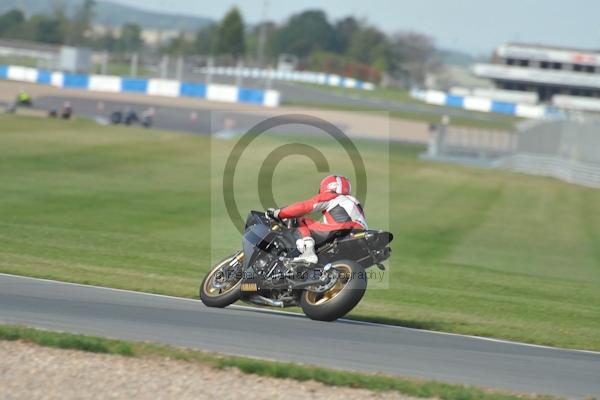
[319,175,351,195]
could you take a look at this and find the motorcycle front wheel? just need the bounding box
[199,252,243,308]
[300,260,367,321]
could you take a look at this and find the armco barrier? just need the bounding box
[0,64,280,107]
[499,153,600,189]
[410,88,561,119]
[201,66,375,91]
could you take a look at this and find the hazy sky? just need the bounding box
[111,0,598,55]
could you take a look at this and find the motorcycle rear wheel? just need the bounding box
[200,253,243,308]
[300,260,367,321]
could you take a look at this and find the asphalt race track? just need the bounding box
[1,274,599,397]
[33,95,369,139]
[34,95,241,136]
[33,95,428,143]
[186,73,505,124]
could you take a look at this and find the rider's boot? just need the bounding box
[293,237,318,264]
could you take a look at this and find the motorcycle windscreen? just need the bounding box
[242,223,276,269]
[245,211,269,230]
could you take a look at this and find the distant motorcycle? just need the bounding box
[110,111,123,124]
[124,110,138,125]
[16,92,32,107]
[141,107,155,128]
[110,108,153,128]
[200,211,393,321]
[141,114,153,128]
[7,93,33,113]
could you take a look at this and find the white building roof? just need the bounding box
[497,43,600,67]
[473,63,600,89]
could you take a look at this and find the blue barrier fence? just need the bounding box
[0,65,280,107]
[410,88,561,119]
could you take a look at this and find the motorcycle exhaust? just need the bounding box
[247,294,285,308]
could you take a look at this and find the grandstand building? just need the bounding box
[473,43,600,111]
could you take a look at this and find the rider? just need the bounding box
[16,89,31,105]
[268,175,367,264]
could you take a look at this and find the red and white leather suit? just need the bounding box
[278,176,367,243]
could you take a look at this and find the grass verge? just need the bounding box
[1,115,600,351]
[0,324,556,400]
[300,84,423,104]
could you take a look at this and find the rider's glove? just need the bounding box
[266,208,280,219]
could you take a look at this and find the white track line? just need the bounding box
[2,272,600,356]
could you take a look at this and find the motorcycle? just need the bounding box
[200,211,393,321]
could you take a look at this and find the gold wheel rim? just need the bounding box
[203,254,243,298]
[304,264,352,306]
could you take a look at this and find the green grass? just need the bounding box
[0,324,134,356]
[299,83,419,103]
[303,84,422,104]
[1,115,599,351]
[0,324,556,400]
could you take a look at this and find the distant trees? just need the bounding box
[193,25,217,55]
[0,9,25,37]
[252,9,437,85]
[27,14,66,44]
[272,10,336,58]
[213,7,245,59]
[164,7,246,60]
[0,8,66,44]
[94,31,118,52]
[159,7,438,86]
[118,23,143,52]
[0,4,439,86]
[66,0,96,45]
[333,16,359,54]
[388,32,438,85]
[0,1,96,46]
[0,7,146,54]
[162,34,189,55]
[90,25,143,53]
[347,26,390,71]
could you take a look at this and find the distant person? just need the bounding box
[141,107,155,128]
[16,89,32,107]
[110,110,123,124]
[60,102,72,119]
[124,107,138,125]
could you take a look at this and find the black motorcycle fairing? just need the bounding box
[202,210,394,314]
[242,223,277,271]
[243,211,393,270]
[366,231,394,248]
[316,230,393,268]
[246,211,296,249]
[244,223,276,252]
[239,211,393,292]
